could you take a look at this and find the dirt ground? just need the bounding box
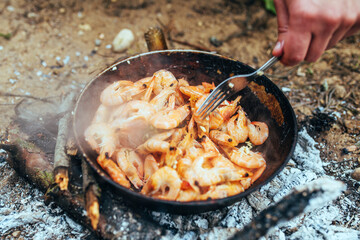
[1,0,360,238]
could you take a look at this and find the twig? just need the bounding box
[53,92,77,191]
[82,159,101,230]
[0,91,53,102]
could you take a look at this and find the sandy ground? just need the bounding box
[0,0,359,238]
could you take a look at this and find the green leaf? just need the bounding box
[263,0,277,15]
[0,32,11,40]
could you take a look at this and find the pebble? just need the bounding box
[59,8,66,14]
[12,231,21,237]
[79,24,92,31]
[77,12,83,18]
[99,33,105,39]
[7,6,15,12]
[112,29,135,53]
[320,79,328,91]
[351,167,360,181]
[209,36,223,47]
[95,39,101,46]
[0,46,3,50]
[296,68,306,77]
[334,85,347,98]
[347,145,357,152]
[27,12,38,18]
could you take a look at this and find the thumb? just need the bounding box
[272,0,289,57]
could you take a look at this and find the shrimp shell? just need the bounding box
[141,166,182,201]
[100,80,147,106]
[228,146,266,169]
[248,121,269,145]
[150,105,190,129]
[116,148,144,189]
[97,154,130,188]
[152,70,178,95]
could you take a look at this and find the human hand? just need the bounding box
[272,0,360,66]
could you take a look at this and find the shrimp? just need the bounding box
[191,152,245,187]
[84,122,117,157]
[178,77,190,87]
[200,134,220,153]
[150,105,190,129]
[209,130,238,147]
[177,188,199,201]
[150,89,175,111]
[179,85,204,99]
[141,166,182,201]
[137,130,175,154]
[97,153,130,188]
[251,165,266,183]
[201,82,215,93]
[110,100,155,128]
[144,154,159,182]
[227,146,266,169]
[219,96,241,120]
[227,108,249,144]
[92,104,112,124]
[152,70,178,95]
[116,148,144,189]
[248,121,269,145]
[200,182,244,200]
[100,80,146,106]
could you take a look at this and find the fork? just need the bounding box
[196,56,279,119]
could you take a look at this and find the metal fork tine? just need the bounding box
[200,90,229,119]
[196,87,222,114]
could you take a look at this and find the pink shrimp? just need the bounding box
[248,121,269,145]
[191,152,245,187]
[141,166,182,201]
[149,89,175,111]
[150,105,190,129]
[227,108,249,144]
[152,70,178,95]
[92,104,112,124]
[179,85,204,99]
[200,182,244,200]
[97,153,130,188]
[100,80,146,106]
[136,130,175,154]
[209,130,238,147]
[144,154,159,182]
[84,122,117,157]
[116,148,144,189]
[227,146,266,169]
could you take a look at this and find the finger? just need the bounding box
[305,32,333,62]
[281,30,312,66]
[272,0,289,56]
[326,26,352,50]
[343,21,360,38]
[327,15,358,49]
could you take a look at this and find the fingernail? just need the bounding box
[274,40,283,51]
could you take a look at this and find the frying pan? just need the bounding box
[73,50,298,214]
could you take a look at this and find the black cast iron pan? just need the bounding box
[73,50,298,214]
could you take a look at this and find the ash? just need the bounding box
[0,158,90,239]
[151,129,360,240]
[1,130,360,240]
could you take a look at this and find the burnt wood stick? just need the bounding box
[144,27,168,51]
[230,189,318,240]
[82,159,101,230]
[53,92,77,190]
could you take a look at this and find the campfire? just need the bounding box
[1,28,358,240]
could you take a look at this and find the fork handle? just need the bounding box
[257,56,279,73]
